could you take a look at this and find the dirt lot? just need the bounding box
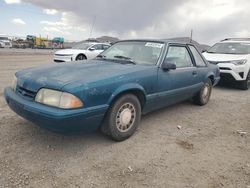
[0,49,249,188]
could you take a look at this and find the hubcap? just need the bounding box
[116,103,136,132]
[202,84,210,101]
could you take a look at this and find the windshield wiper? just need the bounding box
[114,55,136,64]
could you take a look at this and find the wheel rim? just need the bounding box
[202,83,211,102]
[77,55,84,60]
[116,103,136,133]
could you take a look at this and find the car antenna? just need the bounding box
[89,15,96,39]
[190,29,193,43]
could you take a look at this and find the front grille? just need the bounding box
[219,67,231,70]
[55,54,72,56]
[16,86,36,100]
[54,59,65,63]
[220,73,236,82]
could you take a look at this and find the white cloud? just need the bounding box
[12,18,26,25]
[20,0,250,43]
[4,0,21,4]
[43,9,58,15]
[40,12,88,40]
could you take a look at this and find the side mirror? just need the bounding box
[89,47,95,51]
[201,49,207,53]
[162,60,176,71]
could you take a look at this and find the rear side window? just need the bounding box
[166,46,193,68]
[189,45,207,67]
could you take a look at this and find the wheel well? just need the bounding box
[76,53,87,60]
[111,89,146,108]
[208,75,214,84]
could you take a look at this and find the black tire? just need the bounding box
[193,79,212,106]
[76,54,86,61]
[240,71,250,90]
[102,94,141,141]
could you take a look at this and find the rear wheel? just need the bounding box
[240,71,250,90]
[193,79,212,106]
[76,54,86,61]
[101,94,141,141]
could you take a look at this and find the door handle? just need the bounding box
[192,71,198,75]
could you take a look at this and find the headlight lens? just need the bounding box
[230,59,247,66]
[35,89,83,109]
[12,76,17,92]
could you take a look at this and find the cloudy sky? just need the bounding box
[1,0,250,44]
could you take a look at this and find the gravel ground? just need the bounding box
[0,49,249,188]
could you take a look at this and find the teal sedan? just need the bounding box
[4,39,220,141]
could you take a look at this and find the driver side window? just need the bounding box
[166,46,193,68]
[91,44,103,50]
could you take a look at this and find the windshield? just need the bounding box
[99,41,164,65]
[72,43,92,50]
[207,42,250,54]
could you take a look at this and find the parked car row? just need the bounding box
[3,37,250,141]
[54,38,250,91]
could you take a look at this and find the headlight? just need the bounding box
[12,76,17,92]
[230,59,247,66]
[35,88,83,109]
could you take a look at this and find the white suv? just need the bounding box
[203,38,250,90]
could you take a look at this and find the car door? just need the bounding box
[156,44,201,108]
[188,45,209,83]
[87,44,104,59]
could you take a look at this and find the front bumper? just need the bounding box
[213,76,220,86]
[4,87,108,133]
[54,55,73,63]
[218,63,248,81]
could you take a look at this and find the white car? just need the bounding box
[54,42,111,63]
[0,36,12,48]
[203,38,250,90]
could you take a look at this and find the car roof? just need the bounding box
[219,38,250,43]
[220,41,250,44]
[115,39,194,45]
[81,42,110,45]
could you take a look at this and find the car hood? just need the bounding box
[16,60,152,92]
[55,49,86,55]
[203,52,249,62]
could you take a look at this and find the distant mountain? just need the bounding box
[165,37,210,52]
[63,36,119,48]
[96,36,119,43]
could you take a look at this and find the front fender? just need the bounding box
[107,83,146,105]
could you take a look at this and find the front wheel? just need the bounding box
[193,79,212,106]
[75,54,86,61]
[102,94,141,141]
